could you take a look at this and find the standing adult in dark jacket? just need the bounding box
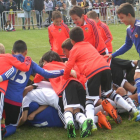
[14,0,21,10]
[114,0,125,6]
[32,0,44,28]
[6,0,17,27]
[0,0,6,29]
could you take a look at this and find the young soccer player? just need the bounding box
[106,3,140,120]
[34,51,93,138]
[87,11,113,54]
[0,43,33,140]
[63,26,139,131]
[1,40,64,138]
[69,6,108,55]
[48,11,69,62]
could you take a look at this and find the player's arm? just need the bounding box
[32,61,64,79]
[90,20,99,49]
[102,26,113,44]
[0,66,17,82]
[9,56,32,72]
[28,105,48,121]
[48,27,54,50]
[112,32,133,58]
[62,23,70,37]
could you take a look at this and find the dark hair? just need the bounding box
[62,38,73,50]
[52,11,62,20]
[87,11,98,19]
[12,40,27,53]
[42,51,62,62]
[69,6,84,18]
[117,3,135,17]
[5,20,11,28]
[69,27,84,42]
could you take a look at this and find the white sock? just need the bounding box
[94,116,98,123]
[85,102,95,122]
[64,111,74,125]
[74,112,86,125]
[107,98,117,108]
[110,91,132,112]
[125,97,136,109]
[94,105,104,115]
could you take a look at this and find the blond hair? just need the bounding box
[0,43,5,54]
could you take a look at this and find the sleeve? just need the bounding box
[0,66,17,82]
[22,1,26,11]
[63,49,76,79]
[90,20,99,49]
[34,73,44,83]
[112,30,133,58]
[32,61,64,79]
[102,25,113,44]
[8,56,32,72]
[48,27,54,50]
[63,23,70,38]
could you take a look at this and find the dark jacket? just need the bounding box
[6,1,17,11]
[0,1,5,14]
[32,0,44,11]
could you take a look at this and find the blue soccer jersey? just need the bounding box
[4,54,64,106]
[112,20,140,57]
[27,102,63,127]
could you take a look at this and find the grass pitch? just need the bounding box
[0,24,140,140]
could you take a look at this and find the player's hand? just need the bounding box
[104,54,112,61]
[70,70,77,78]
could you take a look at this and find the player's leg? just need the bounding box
[85,73,101,132]
[4,102,21,138]
[0,92,4,139]
[102,70,139,121]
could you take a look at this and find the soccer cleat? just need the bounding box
[101,99,122,124]
[135,113,140,122]
[67,121,76,138]
[80,119,93,138]
[129,108,139,121]
[96,111,111,130]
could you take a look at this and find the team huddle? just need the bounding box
[0,2,140,139]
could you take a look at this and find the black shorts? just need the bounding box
[59,80,86,112]
[111,58,135,86]
[4,102,21,126]
[85,69,112,99]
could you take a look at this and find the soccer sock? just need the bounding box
[122,95,136,109]
[135,78,140,105]
[85,100,95,122]
[94,105,104,115]
[94,116,98,124]
[109,91,132,112]
[74,112,86,125]
[64,111,74,125]
[107,98,117,108]
[4,125,16,138]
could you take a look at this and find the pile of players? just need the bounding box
[0,2,140,139]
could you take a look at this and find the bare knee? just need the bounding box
[116,87,127,96]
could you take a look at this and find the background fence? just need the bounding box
[0,3,140,31]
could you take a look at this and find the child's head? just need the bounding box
[69,6,85,26]
[0,43,5,54]
[12,40,27,56]
[52,11,62,26]
[86,11,99,23]
[95,0,98,3]
[117,3,135,25]
[69,27,84,45]
[62,38,73,58]
[42,51,62,63]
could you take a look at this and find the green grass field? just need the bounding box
[0,24,140,140]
